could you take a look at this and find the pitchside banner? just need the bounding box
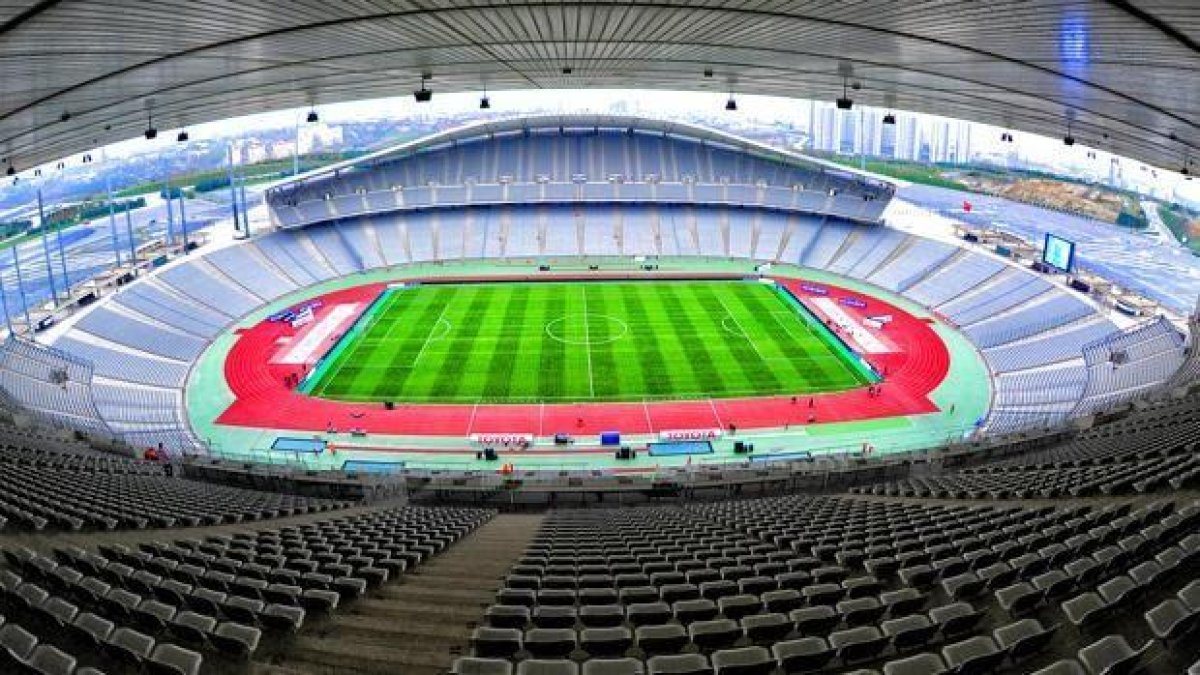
[659,428,723,441]
[472,433,534,445]
[290,306,314,329]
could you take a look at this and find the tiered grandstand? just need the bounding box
[0,113,1188,673]
[11,115,1182,457]
[0,1,1197,666]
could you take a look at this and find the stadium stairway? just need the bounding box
[254,513,545,675]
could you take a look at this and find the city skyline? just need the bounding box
[3,89,1197,210]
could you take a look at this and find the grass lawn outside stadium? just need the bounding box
[301,280,875,404]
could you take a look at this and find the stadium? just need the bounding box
[0,3,1195,675]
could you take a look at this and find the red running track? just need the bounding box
[215,276,949,436]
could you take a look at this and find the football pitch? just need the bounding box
[302,280,875,403]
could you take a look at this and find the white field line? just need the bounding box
[715,294,769,362]
[582,285,595,398]
[407,301,453,368]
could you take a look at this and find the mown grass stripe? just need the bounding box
[657,284,737,397]
[482,284,532,398]
[311,281,869,403]
[622,284,683,396]
[537,285,569,400]
[690,284,784,393]
[735,284,847,389]
[360,286,455,399]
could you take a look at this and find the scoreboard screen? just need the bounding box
[1043,233,1076,272]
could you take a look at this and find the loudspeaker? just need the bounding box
[384,401,394,410]
[733,441,747,454]
[483,448,498,461]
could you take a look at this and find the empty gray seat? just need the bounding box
[942,635,1004,674]
[103,626,154,670]
[740,613,790,643]
[261,603,305,633]
[995,582,1043,616]
[837,597,885,626]
[1076,635,1150,675]
[167,611,216,647]
[647,653,713,675]
[147,643,203,675]
[883,652,948,675]
[1063,593,1110,628]
[471,627,522,658]
[830,626,888,664]
[517,660,579,675]
[993,618,1057,662]
[636,624,688,655]
[211,621,261,659]
[789,606,837,634]
[582,659,645,675]
[711,646,773,675]
[772,637,833,673]
[486,605,530,628]
[580,605,625,627]
[533,606,578,629]
[688,619,740,650]
[674,599,718,624]
[580,627,632,657]
[882,614,937,653]
[717,594,760,621]
[880,588,926,616]
[524,628,577,658]
[1144,598,1199,641]
[929,602,985,640]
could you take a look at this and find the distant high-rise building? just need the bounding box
[837,110,857,154]
[807,101,838,153]
[880,120,897,158]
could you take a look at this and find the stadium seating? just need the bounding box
[47,188,1184,445]
[451,490,1197,675]
[267,124,894,229]
[0,504,490,673]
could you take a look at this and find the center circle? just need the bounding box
[545,314,629,345]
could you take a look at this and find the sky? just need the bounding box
[8,88,1200,207]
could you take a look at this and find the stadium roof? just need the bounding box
[0,1,1196,173]
[270,113,898,191]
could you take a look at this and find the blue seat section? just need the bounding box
[943,273,1053,326]
[303,224,362,275]
[906,254,1006,308]
[75,308,206,362]
[203,246,298,301]
[406,212,437,262]
[253,231,331,285]
[52,337,188,388]
[92,382,181,425]
[109,284,227,338]
[268,125,894,228]
[801,221,854,269]
[966,294,1095,349]
[157,264,259,319]
[984,319,1117,373]
[869,238,958,292]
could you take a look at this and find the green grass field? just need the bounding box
[303,281,873,403]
